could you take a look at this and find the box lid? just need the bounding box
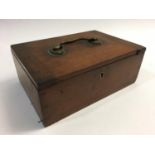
[11,30,146,90]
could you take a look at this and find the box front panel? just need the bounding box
[40,51,145,126]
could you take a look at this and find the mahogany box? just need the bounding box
[11,30,146,127]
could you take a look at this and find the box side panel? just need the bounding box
[12,52,43,121]
[40,50,145,127]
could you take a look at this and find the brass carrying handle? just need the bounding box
[48,38,101,56]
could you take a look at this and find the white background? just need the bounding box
[0,19,155,135]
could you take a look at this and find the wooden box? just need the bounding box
[11,30,146,127]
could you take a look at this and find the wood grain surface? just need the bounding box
[11,30,146,127]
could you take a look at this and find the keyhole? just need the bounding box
[100,72,104,78]
[136,50,141,55]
